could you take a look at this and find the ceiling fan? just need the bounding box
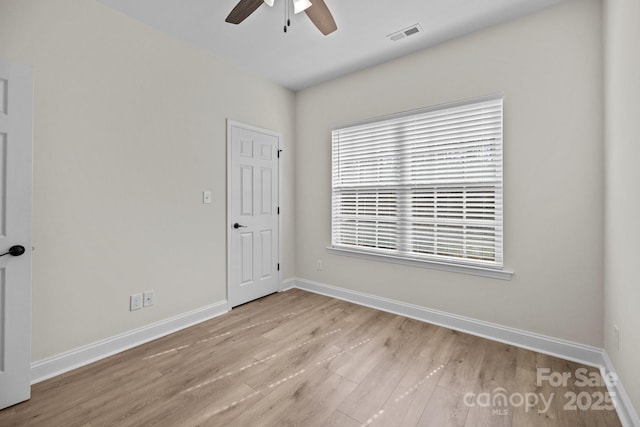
[225,0,337,35]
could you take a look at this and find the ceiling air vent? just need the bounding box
[387,24,423,42]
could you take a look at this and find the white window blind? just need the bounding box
[331,95,504,269]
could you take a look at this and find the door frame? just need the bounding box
[226,119,281,309]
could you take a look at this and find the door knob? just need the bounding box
[0,245,26,257]
[233,223,247,229]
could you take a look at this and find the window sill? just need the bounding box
[326,246,513,280]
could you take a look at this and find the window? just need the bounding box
[331,95,505,273]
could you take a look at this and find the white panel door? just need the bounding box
[228,121,279,308]
[0,59,33,409]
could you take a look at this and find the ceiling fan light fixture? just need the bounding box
[293,0,312,14]
[226,0,335,35]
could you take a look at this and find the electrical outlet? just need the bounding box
[143,290,155,307]
[130,293,143,311]
[613,324,620,351]
[316,259,323,271]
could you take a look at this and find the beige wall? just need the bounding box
[0,0,296,361]
[604,0,640,414]
[296,0,604,346]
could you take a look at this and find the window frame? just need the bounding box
[329,94,512,280]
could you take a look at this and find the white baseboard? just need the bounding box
[291,277,640,426]
[31,300,229,384]
[602,352,640,427]
[280,277,297,292]
[292,277,604,366]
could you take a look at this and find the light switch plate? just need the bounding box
[203,191,212,204]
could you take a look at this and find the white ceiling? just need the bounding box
[96,0,563,91]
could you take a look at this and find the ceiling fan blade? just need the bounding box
[305,0,337,35]
[226,0,264,24]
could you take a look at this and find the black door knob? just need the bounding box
[0,245,26,257]
[233,223,247,229]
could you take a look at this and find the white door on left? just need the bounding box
[0,59,33,410]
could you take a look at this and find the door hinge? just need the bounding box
[277,207,280,215]
[277,149,283,158]
[277,263,280,271]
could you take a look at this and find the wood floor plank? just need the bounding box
[338,317,434,423]
[437,331,489,395]
[463,341,518,427]
[368,352,445,426]
[240,339,342,394]
[271,372,358,426]
[159,382,261,427]
[267,371,358,427]
[0,290,623,427]
[415,326,458,366]
[331,307,396,349]
[217,362,343,426]
[259,299,341,341]
[551,358,622,427]
[333,314,408,384]
[510,349,560,427]
[323,410,364,427]
[418,385,470,427]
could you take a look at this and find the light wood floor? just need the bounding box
[0,289,621,426]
